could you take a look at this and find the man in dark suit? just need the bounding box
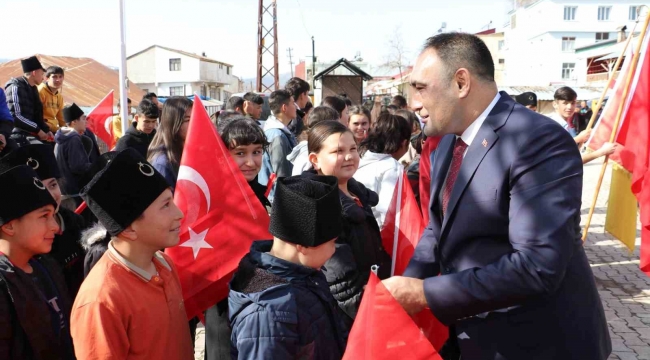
[382,33,611,360]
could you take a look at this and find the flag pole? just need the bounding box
[582,10,650,241]
[118,0,129,136]
[583,18,638,134]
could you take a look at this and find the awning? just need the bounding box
[594,51,621,61]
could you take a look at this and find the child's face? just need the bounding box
[309,132,359,182]
[130,189,184,249]
[42,178,62,208]
[229,143,263,182]
[6,205,59,255]
[348,114,369,142]
[299,239,337,269]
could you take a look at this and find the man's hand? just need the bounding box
[381,276,428,315]
[37,130,49,141]
[574,129,591,144]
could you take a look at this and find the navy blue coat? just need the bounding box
[405,93,611,360]
[229,241,347,360]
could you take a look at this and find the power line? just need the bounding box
[295,0,311,37]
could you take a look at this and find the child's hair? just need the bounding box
[554,86,577,102]
[147,96,193,172]
[321,96,347,118]
[307,121,352,154]
[359,113,411,156]
[395,109,420,132]
[216,111,246,131]
[220,118,269,152]
[348,105,371,124]
[307,106,340,127]
[136,99,160,119]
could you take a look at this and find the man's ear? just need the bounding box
[455,68,471,99]
[118,226,138,242]
[295,244,309,255]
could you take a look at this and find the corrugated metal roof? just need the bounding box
[0,54,144,107]
[499,85,604,101]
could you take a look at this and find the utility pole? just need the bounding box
[287,48,294,77]
[311,36,316,91]
[117,0,129,136]
[256,0,279,93]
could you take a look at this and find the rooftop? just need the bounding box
[128,45,233,67]
[0,54,144,107]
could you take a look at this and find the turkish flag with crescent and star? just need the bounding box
[166,95,272,319]
[86,90,115,149]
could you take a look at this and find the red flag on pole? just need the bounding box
[380,171,426,277]
[86,91,115,150]
[166,96,272,319]
[342,272,442,360]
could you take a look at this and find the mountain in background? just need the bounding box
[0,59,9,64]
[241,72,293,92]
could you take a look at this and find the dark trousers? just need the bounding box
[204,299,231,360]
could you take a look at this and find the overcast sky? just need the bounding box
[1,0,512,78]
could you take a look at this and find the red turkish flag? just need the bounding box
[166,96,272,319]
[380,171,425,277]
[342,272,442,360]
[419,136,442,224]
[86,91,115,149]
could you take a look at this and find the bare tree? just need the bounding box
[383,26,408,96]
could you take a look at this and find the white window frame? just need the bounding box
[562,63,575,80]
[598,6,611,21]
[596,32,610,42]
[170,86,184,96]
[561,37,576,52]
[564,6,577,21]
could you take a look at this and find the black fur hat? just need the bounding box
[0,144,61,180]
[21,56,45,73]
[80,148,171,236]
[515,92,538,107]
[269,175,342,247]
[63,103,84,123]
[0,165,56,226]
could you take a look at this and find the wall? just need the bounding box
[199,61,232,84]
[126,48,157,84]
[478,32,506,85]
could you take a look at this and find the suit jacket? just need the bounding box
[404,93,611,360]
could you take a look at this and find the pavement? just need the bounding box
[194,159,650,360]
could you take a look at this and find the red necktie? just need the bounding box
[442,138,468,216]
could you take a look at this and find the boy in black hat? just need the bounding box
[54,103,92,208]
[4,55,54,146]
[0,144,87,297]
[70,148,193,360]
[229,175,348,360]
[515,91,538,112]
[0,164,76,360]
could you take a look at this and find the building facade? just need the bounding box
[504,0,640,86]
[476,29,507,86]
[127,45,239,101]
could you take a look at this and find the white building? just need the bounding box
[504,0,640,86]
[127,45,241,101]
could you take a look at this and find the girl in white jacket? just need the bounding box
[353,112,412,228]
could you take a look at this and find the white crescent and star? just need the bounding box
[177,165,211,211]
[181,227,213,259]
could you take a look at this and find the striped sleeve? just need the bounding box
[8,84,39,132]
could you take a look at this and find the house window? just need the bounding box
[210,88,217,99]
[498,40,505,50]
[169,58,181,71]
[170,86,184,96]
[219,64,223,69]
[562,37,576,52]
[564,6,577,21]
[227,66,231,75]
[630,6,638,21]
[598,6,611,21]
[498,59,505,64]
[596,32,610,42]
[562,63,575,80]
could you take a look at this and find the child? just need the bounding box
[204,118,270,360]
[354,113,412,228]
[287,106,340,176]
[70,148,193,360]
[0,144,87,298]
[0,164,75,360]
[229,175,348,359]
[114,98,160,157]
[305,120,391,329]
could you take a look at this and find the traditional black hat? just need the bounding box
[515,92,537,107]
[0,165,56,226]
[269,175,342,247]
[21,56,45,73]
[0,144,61,180]
[63,103,84,123]
[80,148,171,236]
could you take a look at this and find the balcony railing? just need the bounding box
[586,70,620,83]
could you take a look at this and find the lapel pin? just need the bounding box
[482,139,488,147]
